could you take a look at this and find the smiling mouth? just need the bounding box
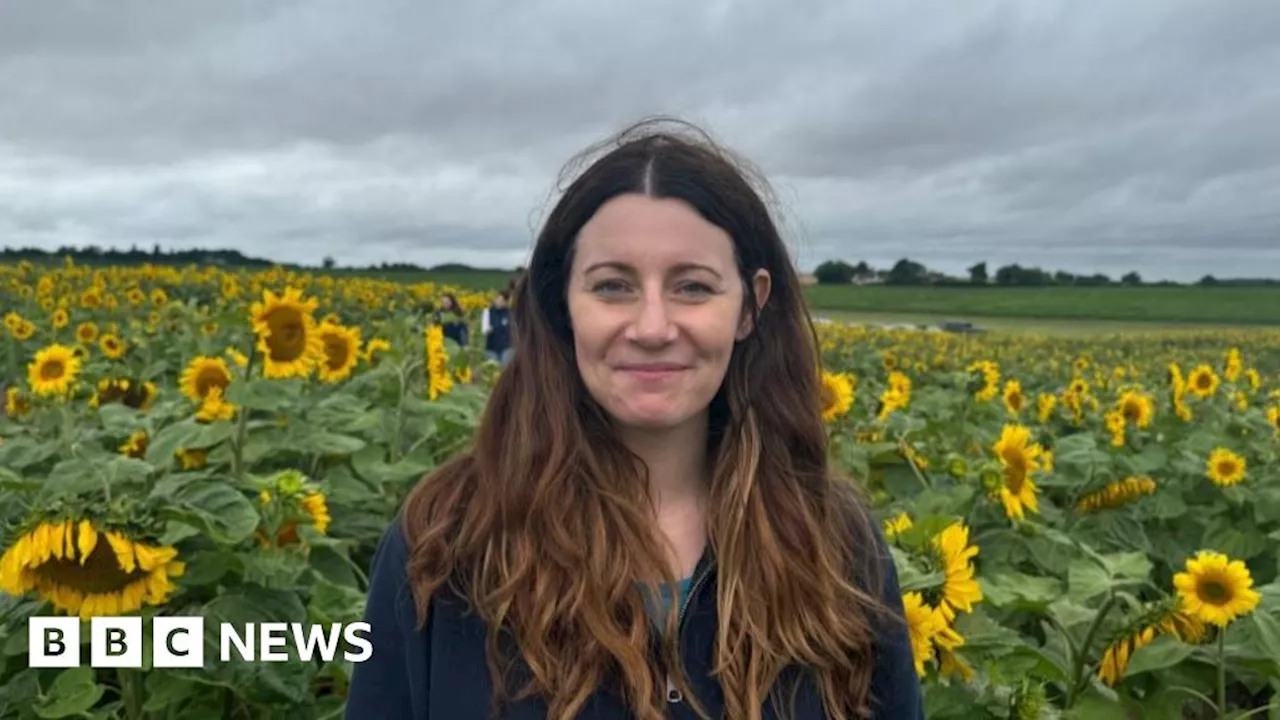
[617,364,687,379]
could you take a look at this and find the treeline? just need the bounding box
[0,246,507,274]
[812,259,1279,287]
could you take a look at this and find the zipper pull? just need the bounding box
[666,674,683,703]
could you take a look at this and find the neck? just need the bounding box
[617,411,710,510]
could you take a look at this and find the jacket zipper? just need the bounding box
[666,561,713,704]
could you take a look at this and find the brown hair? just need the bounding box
[399,117,894,720]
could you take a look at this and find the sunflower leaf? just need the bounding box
[0,437,56,471]
[161,482,260,546]
[1251,610,1280,665]
[1123,634,1196,677]
[32,666,104,719]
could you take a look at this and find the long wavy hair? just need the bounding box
[400,117,894,720]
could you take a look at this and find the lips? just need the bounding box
[616,362,688,380]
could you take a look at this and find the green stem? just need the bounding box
[231,343,257,477]
[1218,629,1227,720]
[1065,592,1117,708]
[119,668,141,719]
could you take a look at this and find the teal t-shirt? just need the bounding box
[643,575,696,635]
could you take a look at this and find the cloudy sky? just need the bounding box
[2,0,1278,281]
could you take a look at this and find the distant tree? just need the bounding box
[1199,275,1218,286]
[852,261,872,276]
[1054,270,1075,285]
[994,264,1051,286]
[1075,273,1113,286]
[886,258,928,285]
[322,256,336,270]
[814,260,856,284]
[1120,271,1142,286]
[967,262,988,285]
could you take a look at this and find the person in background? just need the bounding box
[433,293,469,348]
[481,290,513,366]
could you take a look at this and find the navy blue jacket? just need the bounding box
[345,517,924,719]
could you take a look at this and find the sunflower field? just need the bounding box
[1,258,1279,719]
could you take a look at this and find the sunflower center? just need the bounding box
[1216,460,1238,478]
[1196,375,1211,390]
[195,369,229,398]
[323,335,350,369]
[1123,401,1142,422]
[40,360,66,381]
[264,311,307,360]
[1197,577,1231,605]
[35,539,142,594]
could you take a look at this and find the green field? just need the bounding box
[803,285,1280,326]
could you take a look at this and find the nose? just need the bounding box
[624,287,677,346]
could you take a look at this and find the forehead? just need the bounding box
[573,194,736,270]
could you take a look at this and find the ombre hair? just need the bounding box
[400,117,894,720]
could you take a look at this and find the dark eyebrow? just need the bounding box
[670,263,723,281]
[582,261,633,275]
[581,261,724,281]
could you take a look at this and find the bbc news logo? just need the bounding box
[29,617,372,668]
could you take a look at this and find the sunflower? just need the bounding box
[1223,348,1241,383]
[991,424,1044,521]
[932,522,983,620]
[0,518,185,620]
[316,322,362,383]
[1077,476,1156,514]
[51,308,70,330]
[1173,551,1260,627]
[883,512,913,541]
[1036,393,1056,423]
[119,430,148,459]
[425,325,453,400]
[89,378,157,411]
[1205,447,1246,488]
[179,356,232,405]
[79,288,102,310]
[1267,406,1280,436]
[75,322,99,345]
[99,333,126,360]
[11,319,35,340]
[1002,380,1025,415]
[194,386,236,423]
[363,338,391,363]
[1098,625,1157,687]
[259,489,331,546]
[1245,368,1261,393]
[5,387,32,418]
[27,343,81,397]
[1115,389,1154,429]
[176,448,208,470]
[250,287,325,379]
[1104,409,1126,448]
[902,592,942,677]
[819,370,855,421]
[1187,365,1219,398]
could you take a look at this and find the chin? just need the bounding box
[611,403,701,431]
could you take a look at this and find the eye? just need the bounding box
[591,279,631,296]
[676,281,714,297]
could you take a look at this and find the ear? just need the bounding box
[736,269,772,340]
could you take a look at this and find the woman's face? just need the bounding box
[567,194,770,433]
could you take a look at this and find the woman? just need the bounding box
[346,118,923,719]
[434,292,470,348]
